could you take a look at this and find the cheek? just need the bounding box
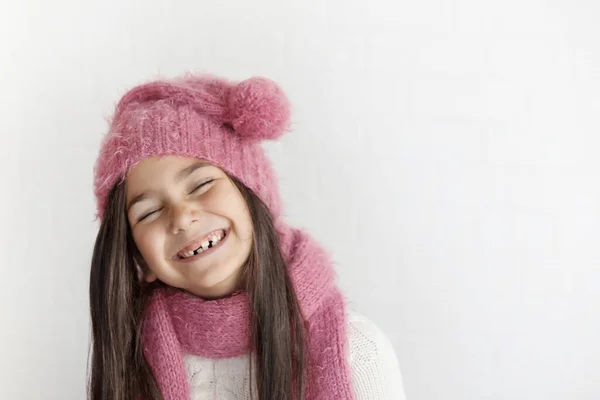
[133,227,165,261]
[238,208,254,241]
[208,184,253,237]
[232,200,254,245]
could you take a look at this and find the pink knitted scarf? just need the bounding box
[141,224,355,399]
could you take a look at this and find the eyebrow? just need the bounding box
[126,162,211,213]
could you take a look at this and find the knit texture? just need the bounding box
[142,224,355,400]
[182,310,407,400]
[93,72,356,399]
[93,74,290,221]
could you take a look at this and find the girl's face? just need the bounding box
[125,156,253,298]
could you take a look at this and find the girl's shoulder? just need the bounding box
[346,308,407,400]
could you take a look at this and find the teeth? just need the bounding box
[179,230,226,259]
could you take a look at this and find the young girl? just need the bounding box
[89,72,406,400]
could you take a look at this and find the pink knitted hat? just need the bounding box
[93,73,291,221]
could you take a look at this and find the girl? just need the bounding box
[89,73,406,400]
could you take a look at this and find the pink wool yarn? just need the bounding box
[92,72,355,399]
[142,225,355,400]
[93,74,290,221]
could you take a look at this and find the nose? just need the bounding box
[169,202,200,234]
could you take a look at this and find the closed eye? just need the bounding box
[136,179,214,223]
[191,179,214,194]
[139,208,161,222]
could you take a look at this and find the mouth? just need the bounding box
[173,229,229,261]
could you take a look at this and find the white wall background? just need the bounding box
[1,0,599,399]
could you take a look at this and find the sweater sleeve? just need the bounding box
[347,310,407,400]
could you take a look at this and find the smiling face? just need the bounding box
[125,155,254,298]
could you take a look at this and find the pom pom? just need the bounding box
[227,77,290,140]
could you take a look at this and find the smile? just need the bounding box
[174,229,229,261]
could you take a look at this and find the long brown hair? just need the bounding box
[88,175,306,400]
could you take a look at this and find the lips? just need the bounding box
[173,229,228,260]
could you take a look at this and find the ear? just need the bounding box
[135,259,157,283]
[144,271,158,283]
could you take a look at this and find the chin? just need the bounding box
[188,268,240,298]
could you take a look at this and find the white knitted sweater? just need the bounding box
[182,310,406,399]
